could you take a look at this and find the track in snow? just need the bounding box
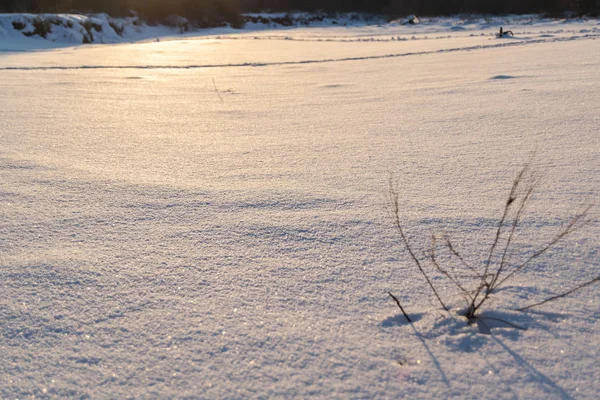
[1,33,597,71]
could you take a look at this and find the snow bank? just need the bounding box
[1,14,124,44]
[2,12,597,49]
[0,13,184,47]
[0,12,389,47]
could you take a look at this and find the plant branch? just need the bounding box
[389,178,449,312]
[212,77,224,103]
[471,165,530,312]
[490,183,536,290]
[389,292,412,322]
[516,276,600,311]
[495,204,592,288]
[481,165,528,280]
[430,235,473,300]
[445,237,483,280]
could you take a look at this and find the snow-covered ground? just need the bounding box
[0,15,599,399]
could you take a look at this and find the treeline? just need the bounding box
[381,0,600,16]
[0,1,244,24]
[246,0,599,15]
[1,0,598,21]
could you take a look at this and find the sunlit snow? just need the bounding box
[1,15,599,399]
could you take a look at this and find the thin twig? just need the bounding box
[430,235,473,300]
[495,204,592,288]
[212,77,224,103]
[445,238,483,279]
[473,165,529,309]
[489,183,536,290]
[389,178,449,312]
[389,292,412,323]
[516,276,600,311]
[482,165,528,280]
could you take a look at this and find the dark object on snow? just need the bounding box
[498,27,514,37]
[389,292,412,323]
[408,15,419,25]
[516,276,600,311]
[23,18,52,38]
[12,21,26,30]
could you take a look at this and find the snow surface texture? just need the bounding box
[1,15,599,399]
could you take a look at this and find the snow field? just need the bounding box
[0,17,599,398]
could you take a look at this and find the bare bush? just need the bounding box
[388,165,598,330]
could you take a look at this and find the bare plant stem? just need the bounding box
[482,166,528,279]
[445,238,483,280]
[494,204,592,289]
[489,184,535,290]
[389,292,412,323]
[469,165,529,317]
[212,77,224,103]
[516,276,600,311]
[430,235,473,300]
[389,178,449,312]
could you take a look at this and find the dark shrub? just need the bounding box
[12,21,26,30]
[23,18,52,38]
[81,19,102,42]
[109,21,125,36]
[82,32,92,43]
[86,20,102,32]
